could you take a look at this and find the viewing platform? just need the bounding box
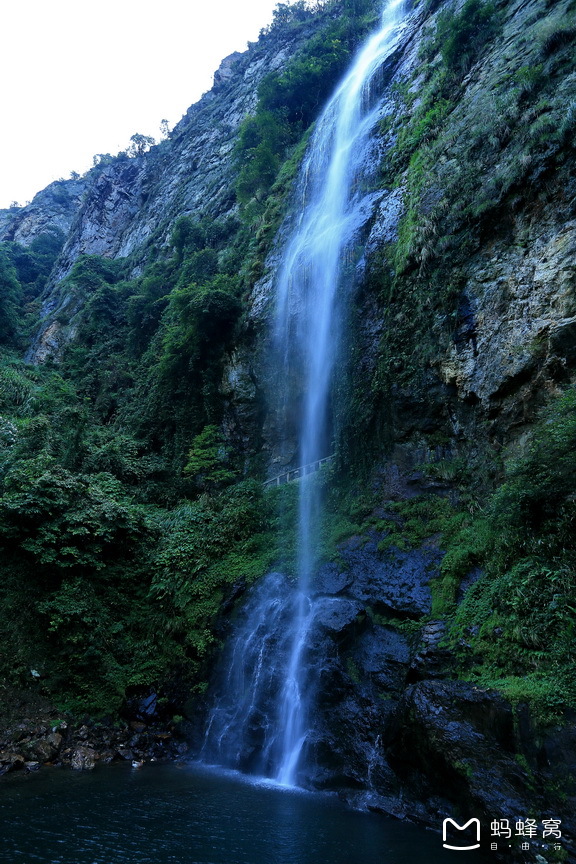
[263,455,335,489]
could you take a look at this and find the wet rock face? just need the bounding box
[387,681,525,810]
[384,681,575,858]
[195,539,435,788]
[302,607,576,857]
[262,531,576,857]
[314,562,353,595]
[313,535,439,620]
[341,535,436,618]
[313,597,362,632]
[353,626,410,691]
[188,511,576,854]
[297,535,440,791]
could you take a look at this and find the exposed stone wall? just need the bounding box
[0,178,87,247]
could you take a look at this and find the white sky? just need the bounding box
[0,0,290,209]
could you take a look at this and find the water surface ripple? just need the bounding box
[0,763,489,864]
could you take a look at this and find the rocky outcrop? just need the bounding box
[300,533,436,792]
[438,209,576,419]
[0,693,189,777]
[387,681,576,860]
[301,521,575,861]
[195,513,575,860]
[341,534,436,618]
[213,52,244,87]
[388,681,530,813]
[16,20,326,363]
[0,178,87,247]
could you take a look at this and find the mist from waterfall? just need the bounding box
[201,0,406,786]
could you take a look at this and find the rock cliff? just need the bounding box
[0,178,87,247]
[2,0,576,857]
[2,15,324,362]
[6,0,575,454]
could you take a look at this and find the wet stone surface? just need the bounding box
[340,536,437,617]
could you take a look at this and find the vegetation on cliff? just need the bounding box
[339,0,576,719]
[0,0,575,741]
[0,0,384,715]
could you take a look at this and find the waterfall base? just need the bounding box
[199,572,320,786]
[198,531,435,788]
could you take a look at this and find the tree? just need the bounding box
[0,248,22,345]
[127,133,155,157]
[92,153,114,168]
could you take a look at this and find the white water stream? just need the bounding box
[201,0,406,787]
[273,0,406,786]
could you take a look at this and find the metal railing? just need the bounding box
[263,455,335,489]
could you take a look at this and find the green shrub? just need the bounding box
[424,0,500,76]
[444,391,576,710]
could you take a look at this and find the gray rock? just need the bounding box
[312,597,362,632]
[342,537,436,618]
[24,737,59,762]
[313,563,352,595]
[70,746,97,771]
[0,178,86,247]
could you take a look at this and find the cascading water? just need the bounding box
[201,0,406,786]
[273,0,406,784]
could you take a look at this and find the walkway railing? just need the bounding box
[263,455,335,489]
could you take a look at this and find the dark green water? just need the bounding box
[0,762,490,863]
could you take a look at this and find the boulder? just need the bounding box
[70,746,97,771]
[0,751,25,775]
[312,597,362,633]
[24,731,62,762]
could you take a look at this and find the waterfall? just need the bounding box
[273,0,405,787]
[201,0,406,786]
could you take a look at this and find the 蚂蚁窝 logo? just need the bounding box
[443,818,481,850]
